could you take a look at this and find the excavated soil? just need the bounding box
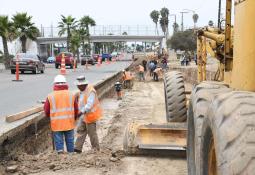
[1,78,188,175]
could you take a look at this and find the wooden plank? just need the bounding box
[6,106,43,123]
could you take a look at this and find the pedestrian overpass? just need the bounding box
[37,25,166,57]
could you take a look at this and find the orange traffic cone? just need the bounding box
[60,53,66,75]
[97,57,102,67]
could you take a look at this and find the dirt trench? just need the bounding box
[1,79,188,175]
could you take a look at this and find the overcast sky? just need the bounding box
[0,0,225,30]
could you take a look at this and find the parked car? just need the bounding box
[111,52,118,57]
[55,52,75,69]
[10,53,45,74]
[92,54,100,62]
[101,53,112,61]
[80,55,95,65]
[47,56,55,63]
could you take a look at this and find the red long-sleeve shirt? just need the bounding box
[44,84,79,119]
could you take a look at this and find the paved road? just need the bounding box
[0,55,131,134]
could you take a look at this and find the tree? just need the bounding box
[173,22,179,33]
[70,30,81,59]
[79,16,96,54]
[58,15,77,52]
[122,31,128,35]
[0,15,16,69]
[160,7,169,38]
[167,30,196,51]
[208,20,214,27]
[150,10,160,35]
[12,13,40,53]
[192,14,199,28]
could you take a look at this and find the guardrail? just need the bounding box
[0,68,128,160]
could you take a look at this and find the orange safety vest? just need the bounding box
[124,71,132,80]
[139,65,144,72]
[48,90,75,132]
[79,85,102,123]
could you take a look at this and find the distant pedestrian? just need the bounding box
[137,64,145,81]
[149,61,156,77]
[44,75,78,154]
[142,59,147,72]
[74,76,102,153]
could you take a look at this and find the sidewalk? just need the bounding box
[0,63,4,73]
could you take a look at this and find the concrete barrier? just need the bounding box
[0,69,128,160]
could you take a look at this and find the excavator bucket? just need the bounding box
[123,122,187,155]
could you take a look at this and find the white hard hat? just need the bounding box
[74,75,89,86]
[54,75,67,84]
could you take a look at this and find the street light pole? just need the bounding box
[183,9,196,29]
[180,12,188,32]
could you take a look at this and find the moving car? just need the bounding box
[47,56,55,63]
[10,53,45,74]
[55,52,75,69]
[101,53,112,61]
[80,55,95,65]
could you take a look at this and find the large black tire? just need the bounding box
[200,91,255,175]
[187,81,230,175]
[164,71,186,122]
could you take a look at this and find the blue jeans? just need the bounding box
[53,130,74,153]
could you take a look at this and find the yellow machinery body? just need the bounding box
[197,0,255,91]
[231,0,255,91]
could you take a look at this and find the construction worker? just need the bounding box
[153,66,163,81]
[114,81,122,100]
[122,68,133,88]
[137,64,145,81]
[44,75,78,153]
[74,75,102,153]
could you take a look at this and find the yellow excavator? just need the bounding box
[123,0,255,174]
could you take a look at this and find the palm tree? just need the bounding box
[160,7,169,38]
[80,16,96,36]
[0,16,16,69]
[160,17,169,36]
[12,13,40,53]
[70,30,81,59]
[150,10,160,35]
[192,14,199,28]
[208,20,214,27]
[79,16,96,54]
[58,15,77,52]
[172,22,179,33]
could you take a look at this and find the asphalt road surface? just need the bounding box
[0,55,131,134]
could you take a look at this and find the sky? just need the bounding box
[0,0,225,31]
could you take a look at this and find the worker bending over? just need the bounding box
[122,68,133,88]
[44,75,78,153]
[153,66,163,81]
[74,75,102,153]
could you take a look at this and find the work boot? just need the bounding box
[74,148,82,154]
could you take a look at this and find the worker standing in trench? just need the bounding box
[44,75,79,154]
[74,75,102,153]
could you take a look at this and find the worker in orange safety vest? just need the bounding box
[122,68,133,88]
[74,75,102,153]
[137,64,145,81]
[44,75,78,153]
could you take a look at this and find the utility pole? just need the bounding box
[218,0,222,28]
[180,12,188,32]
